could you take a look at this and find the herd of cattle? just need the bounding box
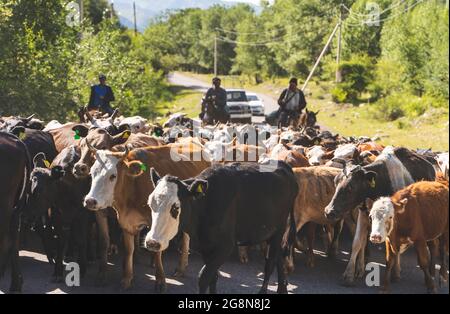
[0,108,448,294]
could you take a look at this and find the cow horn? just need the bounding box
[213,121,220,130]
[86,140,98,154]
[110,109,119,121]
[120,144,130,160]
[23,114,35,122]
[84,106,95,123]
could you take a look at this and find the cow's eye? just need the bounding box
[170,204,180,219]
[110,174,117,181]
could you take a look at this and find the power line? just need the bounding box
[216,34,302,46]
[341,0,409,18]
[343,0,425,27]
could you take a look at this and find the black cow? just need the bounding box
[0,132,31,292]
[324,146,436,285]
[0,115,44,132]
[27,145,94,281]
[144,161,298,294]
[10,127,58,166]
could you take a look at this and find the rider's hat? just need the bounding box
[99,74,107,80]
[289,77,298,85]
[212,77,221,83]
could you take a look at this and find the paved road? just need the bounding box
[167,72,278,123]
[0,229,448,294]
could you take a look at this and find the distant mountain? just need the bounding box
[110,0,260,32]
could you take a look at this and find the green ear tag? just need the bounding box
[140,163,147,172]
[369,178,376,188]
[314,140,320,145]
[74,130,80,140]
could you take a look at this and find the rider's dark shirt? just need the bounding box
[205,87,227,108]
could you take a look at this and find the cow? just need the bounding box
[9,127,58,166]
[71,125,163,178]
[0,132,31,292]
[83,144,210,291]
[144,161,298,294]
[299,109,319,130]
[284,167,353,272]
[306,145,334,166]
[324,146,436,286]
[114,116,150,134]
[27,145,94,282]
[0,114,43,132]
[369,178,449,293]
[435,152,449,180]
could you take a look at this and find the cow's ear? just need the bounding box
[188,179,208,198]
[150,168,161,188]
[72,125,89,138]
[117,124,131,134]
[125,160,145,177]
[51,166,65,180]
[33,152,49,168]
[112,130,131,146]
[365,171,377,188]
[315,110,320,115]
[399,198,408,206]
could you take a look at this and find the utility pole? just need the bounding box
[302,22,341,92]
[214,35,218,77]
[79,0,84,25]
[110,1,114,19]
[133,1,138,35]
[336,4,343,83]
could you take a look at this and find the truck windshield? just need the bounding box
[227,92,247,102]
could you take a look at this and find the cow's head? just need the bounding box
[144,168,207,252]
[83,146,143,211]
[324,164,377,221]
[304,108,319,128]
[29,162,65,219]
[306,145,327,166]
[72,125,130,178]
[369,197,399,243]
[1,114,40,132]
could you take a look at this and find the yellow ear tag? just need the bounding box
[314,140,320,145]
[197,184,203,194]
[369,178,376,188]
[43,160,51,168]
[123,132,130,139]
[19,131,26,141]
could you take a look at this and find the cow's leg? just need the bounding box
[342,210,369,286]
[238,246,249,264]
[328,220,344,259]
[121,231,135,290]
[199,243,233,294]
[153,251,166,293]
[381,243,396,293]
[52,213,68,283]
[427,239,438,280]
[74,210,90,280]
[276,252,288,294]
[95,210,109,286]
[344,211,357,237]
[415,240,436,293]
[9,213,22,292]
[260,232,283,294]
[174,232,190,277]
[392,254,401,282]
[305,223,316,268]
[439,232,449,287]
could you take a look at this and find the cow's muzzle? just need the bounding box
[145,239,162,252]
[73,163,90,178]
[370,233,383,244]
[324,206,340,221]
[84,197,98,210]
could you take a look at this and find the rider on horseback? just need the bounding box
[277,77,307,127]
[200,77,229,125]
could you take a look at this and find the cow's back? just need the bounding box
[293,166,341,225]
[49,123,82,152]
[198,162,298,246]
[22,129,58,162]
[394,147,436,182]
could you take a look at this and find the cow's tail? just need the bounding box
[282,208,297,258]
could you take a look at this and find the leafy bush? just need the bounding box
[334,55,375,104]
[331,87,348,103]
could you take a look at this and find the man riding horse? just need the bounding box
[200,77,229,125]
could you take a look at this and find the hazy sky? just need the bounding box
[224,0,274,5]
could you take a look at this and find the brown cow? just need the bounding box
[83,145,210,291]
[369,178,449,293]
[285,167,357,272]
[48,123,82,152]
